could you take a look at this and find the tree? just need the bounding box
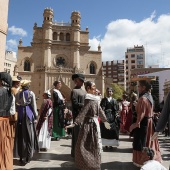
[111,83,125,99]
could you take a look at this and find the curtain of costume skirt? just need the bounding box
[75,118,101,170]
[0,118,13,170]
[38,118,51,149]
[52,107,65,138]
[16,111,39,159]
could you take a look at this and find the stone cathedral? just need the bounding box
[16,8,104,108]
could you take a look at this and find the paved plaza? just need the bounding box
[13,134,170,170]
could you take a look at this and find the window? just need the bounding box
[24,60,31,71]
[66,33,70,41]
[137,54,143,59]
[137,60,143,65]
[59,32,64,41]
[56,57,65,66]
[90,63,95,74]
[131,54,135,58]
[53,32,57,40]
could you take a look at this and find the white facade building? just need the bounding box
[4,51,17,76]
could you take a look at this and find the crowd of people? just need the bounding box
[0,71,169,170]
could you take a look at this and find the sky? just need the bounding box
[6,0,170,68]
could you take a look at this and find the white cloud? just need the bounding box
[6,39,18,51]
[89,12,170,67]
[8,26,27,37]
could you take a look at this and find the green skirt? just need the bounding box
[52,107,65,138]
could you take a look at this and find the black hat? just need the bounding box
[0,72,12,87]
[72,73,85,82]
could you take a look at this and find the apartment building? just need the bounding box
[102,60,126,90]
[125,45,145,91]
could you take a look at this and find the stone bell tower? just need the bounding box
[71,11,81,69]
[42,8,54,67]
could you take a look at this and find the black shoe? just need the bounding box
[19,158,24,164]
[25,157,30,163]
[109,146,113,149]
[105,146,108,149]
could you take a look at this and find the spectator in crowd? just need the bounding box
[140,147,167,170]
[120,94,130,133]
[64,106,73,139]
[124,92,138,137]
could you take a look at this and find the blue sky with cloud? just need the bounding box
[6,0,170,67]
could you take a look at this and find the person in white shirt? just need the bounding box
[140,147,167,170]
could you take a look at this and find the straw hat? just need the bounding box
[20,79,31,86]
[12,76,20,82]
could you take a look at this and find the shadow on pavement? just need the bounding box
[13,153,74,166]
[60,144,71,147]
[101,161,140,170]
[13,162,139,170]
[103,147,133,153]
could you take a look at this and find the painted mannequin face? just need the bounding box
[13,81,20,88]
[87,83,96,95]
[56,82,62,89]
[138,83,146,94]
[74,78,84,87]
[107,90,113,97]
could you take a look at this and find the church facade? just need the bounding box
[16,8,104,108]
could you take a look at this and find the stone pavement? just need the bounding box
[13,134,170,170]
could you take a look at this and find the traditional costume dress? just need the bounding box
[0,72,13,170]
[15,82,39,163]
[155,92,170,133]
[36,91,53,150]
[132,92,162,166]
[120,100,130,133]
[70,85,86,157]
[10,76,21,149]
[74,94,107,170]
[100,96,120,147]
[52,88,65,139]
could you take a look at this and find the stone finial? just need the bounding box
[98,44,101,51]
[34,22,37,28]
[19,38,22,46]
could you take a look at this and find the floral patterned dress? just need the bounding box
[74,94,107,170]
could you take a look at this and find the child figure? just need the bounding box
[64,107,73,138]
